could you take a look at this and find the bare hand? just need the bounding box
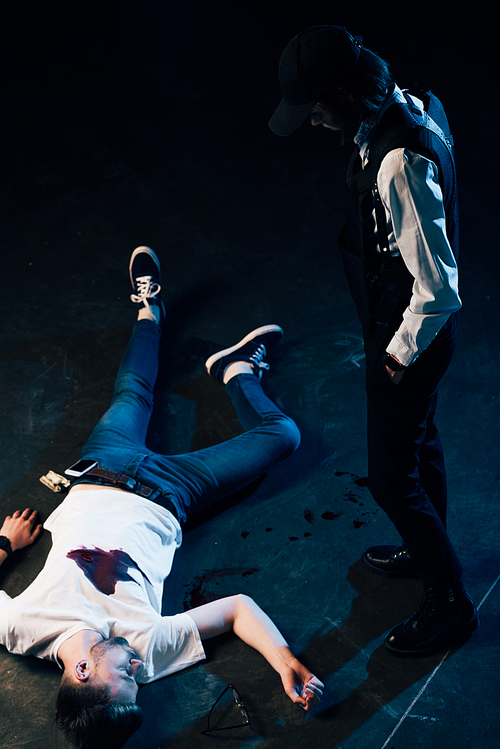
[0,508,43,552]
[280,657,324,711]
[385,364,405,385]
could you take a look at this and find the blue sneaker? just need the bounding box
[129,246,165,321]
[205,325,283,383]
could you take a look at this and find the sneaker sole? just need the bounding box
[205,324,283,374]
[129,246,161,286]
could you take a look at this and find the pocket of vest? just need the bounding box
[367,264,414,302]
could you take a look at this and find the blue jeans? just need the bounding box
[79,320,300,523]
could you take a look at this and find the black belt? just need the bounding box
[74,467,179,522]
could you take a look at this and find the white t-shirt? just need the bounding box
[0,487,205,682]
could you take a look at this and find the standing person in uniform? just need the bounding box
[268,25,478,656]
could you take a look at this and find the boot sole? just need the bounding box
[384,611,480,658]
[362,556,421,579]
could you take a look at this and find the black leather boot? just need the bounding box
[384,586,479,657]
[362,544,420,578]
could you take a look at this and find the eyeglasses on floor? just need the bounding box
[201,683,251,735]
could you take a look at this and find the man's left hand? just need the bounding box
[279,657,324,711]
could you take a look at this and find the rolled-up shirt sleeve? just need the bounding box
[377,147,461,366]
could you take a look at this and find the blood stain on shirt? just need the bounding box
[67,547,151,595]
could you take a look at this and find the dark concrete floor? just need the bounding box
[1,3,499,748]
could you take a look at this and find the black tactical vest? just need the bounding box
[339,87,459,325]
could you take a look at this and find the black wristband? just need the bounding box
[383,353,405,372]
[0,535,13,556]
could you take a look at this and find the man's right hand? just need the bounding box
[0,508,43,553]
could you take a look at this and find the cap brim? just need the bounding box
[268,97,314,136]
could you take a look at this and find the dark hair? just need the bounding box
[319,47,393,117]
[55,676,143,749]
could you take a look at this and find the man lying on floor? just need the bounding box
[0,246,323,749]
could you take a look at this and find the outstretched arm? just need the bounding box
[0,508,43,566]
[187,594,323,711]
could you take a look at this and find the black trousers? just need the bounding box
[361,309,463,591]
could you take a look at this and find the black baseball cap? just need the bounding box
[269,25,363,136]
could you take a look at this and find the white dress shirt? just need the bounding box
[355,85,461,366]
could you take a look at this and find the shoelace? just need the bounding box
[414,586,456,628]
[415,587,439,626]
[130,275,161,310]
[248,344,270,373]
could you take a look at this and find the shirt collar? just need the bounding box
[354,84,412,166]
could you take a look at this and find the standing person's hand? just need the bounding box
[385,365,405,384]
